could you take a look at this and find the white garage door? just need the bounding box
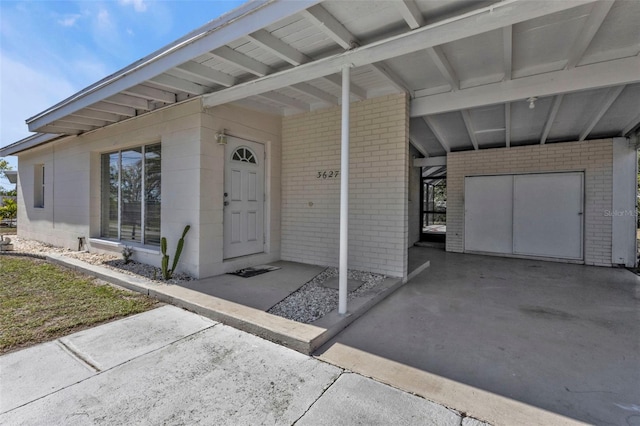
[464,175,513,254]
[464,172,583,260]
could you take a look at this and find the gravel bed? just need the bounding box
[267,267,386,324]
[6,237,385,321]
[4,236,193,285]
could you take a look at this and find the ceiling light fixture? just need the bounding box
[527,97,538,110]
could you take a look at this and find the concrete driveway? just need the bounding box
[317,248,640,426]
[0,305,481,425]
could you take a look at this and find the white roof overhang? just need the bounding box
[3,0,639,158]
[3,170,17,184]
[0,133,67,156]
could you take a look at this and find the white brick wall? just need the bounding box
[281,94,409,277]
[446,139,614,266]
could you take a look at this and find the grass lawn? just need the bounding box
[0,256,158,354]
[0,227,16,235]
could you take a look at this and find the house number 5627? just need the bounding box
[317,170,340,179]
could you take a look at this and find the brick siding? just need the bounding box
[446,139,614,266]
[281,94,409,277]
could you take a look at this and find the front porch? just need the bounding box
[44,248,429,354]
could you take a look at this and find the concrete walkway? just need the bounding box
[316,248,640,426]
[178,261,326,311]
[0,305,486,425]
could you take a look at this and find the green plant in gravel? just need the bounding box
[161,225,190,280]
[121,246,134,264]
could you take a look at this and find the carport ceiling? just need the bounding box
[17,0,640,158]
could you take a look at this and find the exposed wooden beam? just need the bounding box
[176,61,236,87]
[290,83,338,106]
[323,74,367,100]
[426,46,459,90]
[62,115,109,127]
[301,4,355,49]
[411,56,639,117]
[211,46,272,77]
[414,85,451,98]
[503,25,513,81]
[53,121,95,132]
[27,0,322,132]
[72,109,121,123]
[105,94,151,110]
[247,29,311,66]
[397,0,424,29]
[409,117,433,156]
[540,94,564,144]
[87,101,136,117]
[460,110,479,150]
[150,74,209,95]
[370,63,411,94]
[621,113,640,136]
[257,91,311,112]
[231,98,285,115]
[123,85,176,104]
[505,102,511,147]
[565,1,614,69]
[414,156,447,167]
[409,139,429,157]
[424,117,451,153]
[38,125,83,135]
[579,85,625,141]
[303,0,412,100]
[202,0,597,109]
[214,42,342,105]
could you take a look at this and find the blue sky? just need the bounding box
[0,0,245,184]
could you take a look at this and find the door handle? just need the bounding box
[224,201,229,206]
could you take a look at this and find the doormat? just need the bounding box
[228,265,281,278]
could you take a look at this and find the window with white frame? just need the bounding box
[100,143,161,246]
[34,164,44,208]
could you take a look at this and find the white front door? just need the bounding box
[223,137,265,259]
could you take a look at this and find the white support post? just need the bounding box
[339,65,350,315]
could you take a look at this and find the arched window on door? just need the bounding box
[231,147,257,164]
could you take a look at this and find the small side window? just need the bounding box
[34,164,45,208]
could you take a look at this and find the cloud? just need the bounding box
[57,14,82,27]
[119,0,147,13]
[97,8,111,28]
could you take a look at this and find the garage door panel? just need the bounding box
[513,173,583,259]
[464,175,513,254]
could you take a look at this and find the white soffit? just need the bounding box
[510,97,554,145]
[6,0,640,159]
[547,88,612,142]
[590,83,640,138]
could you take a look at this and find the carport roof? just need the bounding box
[1,0,639,157]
